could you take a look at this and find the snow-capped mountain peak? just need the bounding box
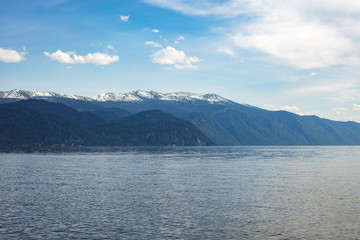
[0,89,230,104]
[94,92,143,102]
[0,89,93,101]
[94,90,229,103]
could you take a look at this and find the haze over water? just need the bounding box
[1,146,359,239]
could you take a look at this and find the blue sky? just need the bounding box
[1,0,360,122]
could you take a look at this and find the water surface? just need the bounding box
[0,146,359,239]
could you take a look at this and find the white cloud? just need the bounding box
[263,104,302,112]
[218,47,236,57]
[174,40,180,44]
[43,50,119,65]
[353,104,360,111]
[177,36,185,41]
[145,28,160,33]
[232,18,359,69]
[144,0,360,22]
[310,72,317,76]
[143,0,258,17]
[279,105,301,113]
[151,46,200,70]
[263,104,278,111]
[263,104,315,115]
[331,107,346,114]
[145,0,360,69]
[120,15,129,22]
[145,41,162,48]
[107,45,115,51]
[0,47,26,63]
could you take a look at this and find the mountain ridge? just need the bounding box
[2,89,360,146]
[94,90,230,103]
[0,100,215,148]
[0,89,94,101]
[0,89,232,104]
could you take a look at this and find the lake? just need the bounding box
[0,146,360,239]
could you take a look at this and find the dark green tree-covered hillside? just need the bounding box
[93,110,215,146]
[0,103,100,147]
[2,92,360,146]
[0,100,215,149]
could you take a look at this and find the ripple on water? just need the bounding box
[0,146,360,239]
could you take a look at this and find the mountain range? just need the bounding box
[0,99,214,148]
[0,89,230,103]
[1,89,360,147]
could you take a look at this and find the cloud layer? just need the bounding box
[143,0,255,17]
[331,107,347,114]
[0,48,26,63]
[151,46,200,70]
[43,50,119,65]
[145,0,360,69]
[290,81,360,102]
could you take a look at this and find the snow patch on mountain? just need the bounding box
[94,92,143,102]
[94,90,229,103]
[0,89,230,104]
[0,89,93,101]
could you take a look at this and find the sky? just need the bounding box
[1,0,360,122]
